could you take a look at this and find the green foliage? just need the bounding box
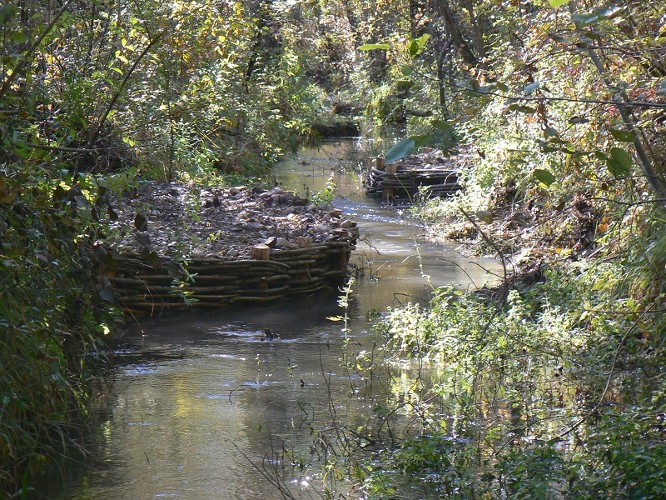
[0,7,365,492]
[384,138,415,164]
[0,174,113,494]
[310,174,337,207]
[533,168,556,187]
[362,253,666,497]
[358,43,390,51]
[0,0,338,184]
[1,0,664,496]
[355,0,666,200]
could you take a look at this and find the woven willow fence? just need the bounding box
[365,157,462,202]
[106,241,354,316]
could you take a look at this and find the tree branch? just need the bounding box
[566,1,666,199]
[0,0,75,100]
[86,29,167,149]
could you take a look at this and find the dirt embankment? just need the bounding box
[107,181,358,259]
[427,183,605,283]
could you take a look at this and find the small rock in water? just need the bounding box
[263,328,278,340]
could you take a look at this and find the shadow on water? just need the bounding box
[33,140,502,499]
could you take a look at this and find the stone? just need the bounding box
[275,237,298,249]
[295,236,312,248]
[246,221,266,231]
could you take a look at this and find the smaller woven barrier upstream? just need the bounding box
[365,156,462,203]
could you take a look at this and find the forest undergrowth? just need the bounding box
[351,211,666,497]
[327,0,666,495]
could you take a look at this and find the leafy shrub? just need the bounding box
[0,174,112,495]
[366,260,666,497]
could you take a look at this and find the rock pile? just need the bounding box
[107,181,358,258]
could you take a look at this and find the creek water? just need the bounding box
[35,140,500,499]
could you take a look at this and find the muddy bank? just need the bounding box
[107,181,358,259]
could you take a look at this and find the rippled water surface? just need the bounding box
[35,141,500,499]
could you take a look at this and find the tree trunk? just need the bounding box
[433,0,478,67]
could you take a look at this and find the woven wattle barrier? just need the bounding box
[105,240,355,317]
[364,155,462,202]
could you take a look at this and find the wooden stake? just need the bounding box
[251,244,270,260]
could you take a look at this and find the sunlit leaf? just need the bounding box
[523,82,540,95]
[509,103,536,114]
[534,168,557,187]
[385,138,415,164]
[610,128,636,143]
[647,230,666,264]
[409,40,418,57]
[10,32,28,44]
[572,6,622,26]
[358,43,390,51]
[494,81,509,92]
[98,324,111,335]
[569,116,589,124]
[415,33,431,47]
[606,147,633,178]
[548,0,570,7]
[572,13,598,25]
[396,79,413,91]
[326,315,344,322]
[411,134,431,147]
[0,3,16,25]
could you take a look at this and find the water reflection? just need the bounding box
[34,141,501,499]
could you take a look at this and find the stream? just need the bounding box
[34,140,500,499]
